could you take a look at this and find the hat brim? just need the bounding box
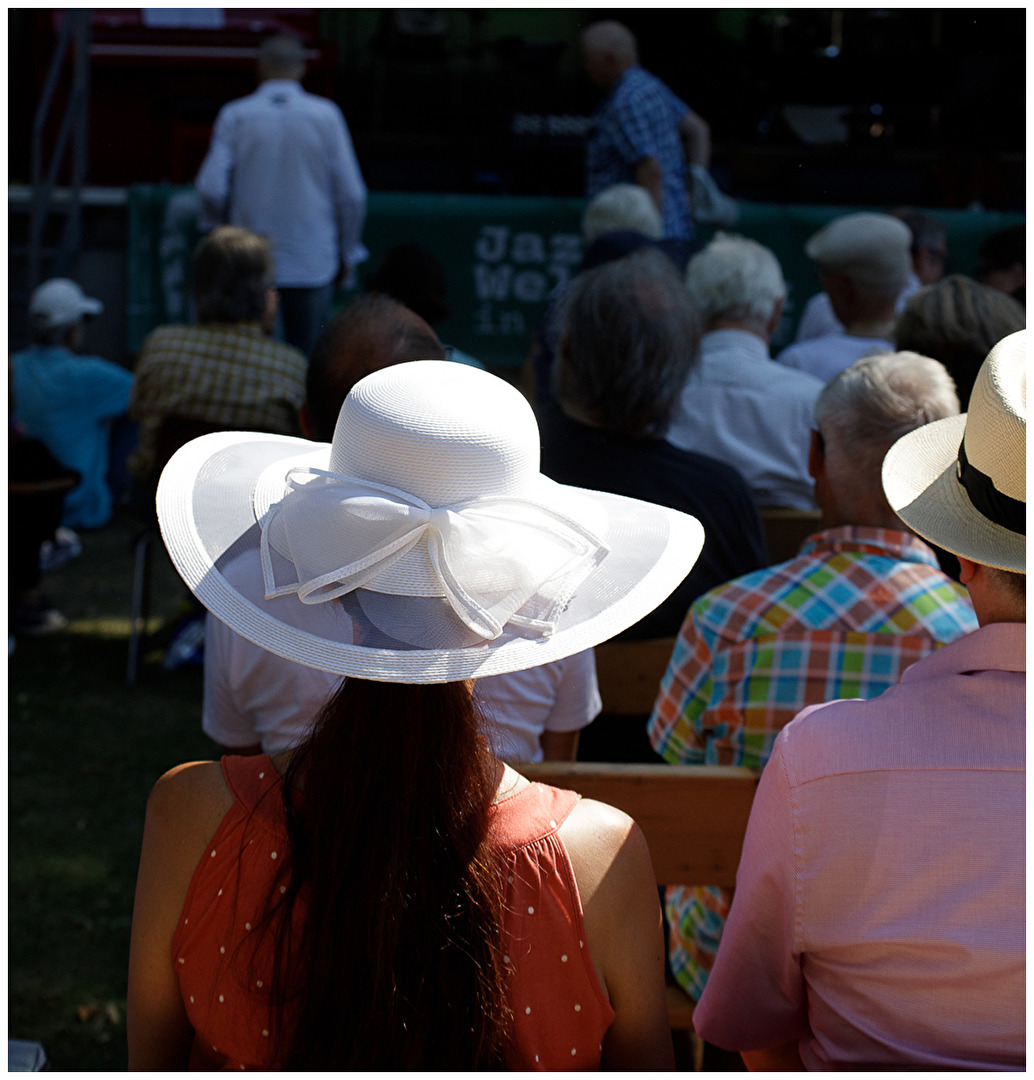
[157,431,705,682]
[882,413,1026,572]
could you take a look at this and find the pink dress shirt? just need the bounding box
[694,622,1025,1070]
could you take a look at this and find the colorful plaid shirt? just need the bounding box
[647,525,978,1002]
[129,323,307,480]
[585,66,693,240]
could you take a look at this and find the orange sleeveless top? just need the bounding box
[172,755,615,1070]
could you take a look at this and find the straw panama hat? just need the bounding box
[882,329,1026,572]
[157,361,705,682]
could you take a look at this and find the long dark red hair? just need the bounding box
[256,677,511,1069]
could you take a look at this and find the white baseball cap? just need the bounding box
[29,278,103,330]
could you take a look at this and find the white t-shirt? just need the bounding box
[203,612,600,763]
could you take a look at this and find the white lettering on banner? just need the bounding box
[512,271,546,303]
[471,224,582,337]
[473,264,513,301]
[511,232,547,264]
[474,225,510,263]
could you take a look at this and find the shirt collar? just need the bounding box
[699,328,770,361]
[799,525,940,568]
[902,621,1026,680]
[257,79,302,98]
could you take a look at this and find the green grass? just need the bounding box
[9,511,218,1070]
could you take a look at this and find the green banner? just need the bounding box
[126,185,1023,366]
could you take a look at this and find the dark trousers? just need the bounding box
[277,282,335,357]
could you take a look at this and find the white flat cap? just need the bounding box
[805,212,912,291]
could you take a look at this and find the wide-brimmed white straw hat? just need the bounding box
[157,361,704,682]
[882,329,1026,572]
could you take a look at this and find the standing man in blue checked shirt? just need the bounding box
[581,21,711,243]
[196,34,368,357]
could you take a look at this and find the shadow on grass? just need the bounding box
[10,513,220,1070]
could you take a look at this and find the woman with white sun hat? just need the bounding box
[127,360,705,1070]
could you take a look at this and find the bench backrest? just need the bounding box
[519,761,759,887]
[593,636,677,716]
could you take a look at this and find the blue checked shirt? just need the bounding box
[585,66,693,240]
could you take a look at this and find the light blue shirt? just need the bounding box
[665,329,824,510]
[196,80,368,288]
[776,331,894,386]
[12,344,134,528]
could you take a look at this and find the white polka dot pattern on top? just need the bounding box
[172,757,613,1072]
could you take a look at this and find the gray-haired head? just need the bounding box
[814,350,960,527]
[581,20,638,63]
[556,246,702,437]
[582,184,663,244]
[258,33,305,82]
[685,233,787,333]
[581,20,638,89]
[192,226,274,325]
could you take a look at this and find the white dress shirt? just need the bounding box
[196,79,368,288]
[665,329,823,510]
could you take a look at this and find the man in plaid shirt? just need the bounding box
[648,351,979,1003]
[581,21,710,242]
[129,227,307,487]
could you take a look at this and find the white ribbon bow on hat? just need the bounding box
[259,468,609,641]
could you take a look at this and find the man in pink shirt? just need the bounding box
[693,330,1026,1070]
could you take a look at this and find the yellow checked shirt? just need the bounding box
[129,323,307,480]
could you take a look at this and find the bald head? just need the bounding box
[581,21,638,89]
[304,295,447,441]
[258,34,305,82]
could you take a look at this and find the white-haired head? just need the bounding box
[685,233,787,333]
[582,184,663,244]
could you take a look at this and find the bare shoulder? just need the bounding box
[145,761,235,858]
[558,797,653,905]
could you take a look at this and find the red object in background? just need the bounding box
[39,9,337,185]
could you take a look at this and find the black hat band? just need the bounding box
[956,439,1026,536]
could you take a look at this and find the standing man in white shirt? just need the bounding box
[196,34,368,356]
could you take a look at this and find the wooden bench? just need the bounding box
[760,506,821,565]
[519,760,759,1034]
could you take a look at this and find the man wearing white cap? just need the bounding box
[693,330,1026,1069]
[776,212,912,384]
[11,278,134,529]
